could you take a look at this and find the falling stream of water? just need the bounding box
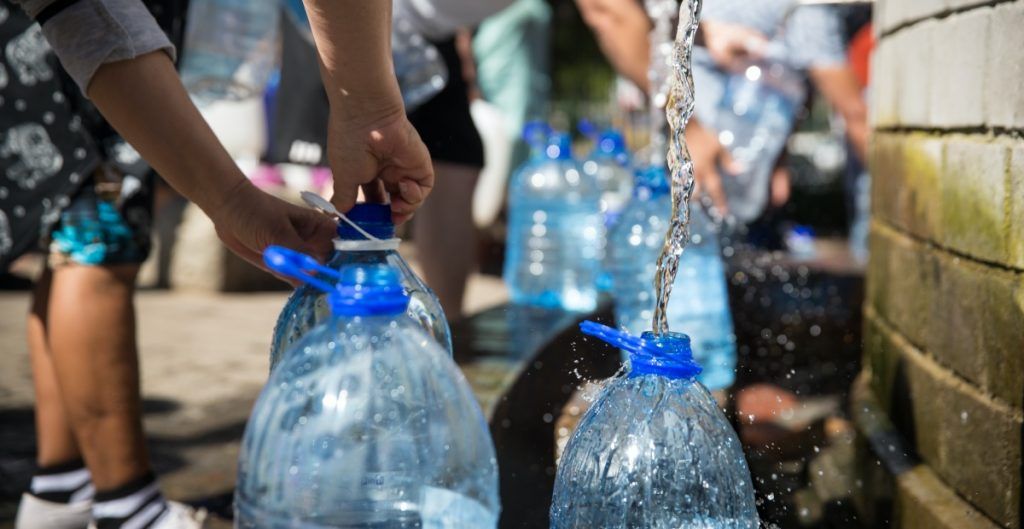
[651,0,702,335]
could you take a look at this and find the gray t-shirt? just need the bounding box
[12,0,174,93]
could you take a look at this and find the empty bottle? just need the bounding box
[714,54,806,223]
[551,321,758,529]
[606,166,736,391]
[504,131,604,312]
[270,203,452,371]
[239,248,500,528]
[180,0,280,104]
[392,16,450,111]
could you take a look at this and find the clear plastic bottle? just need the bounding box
[239,251,500,528]
[579,124,634,225]
[715,55,806,224]
[269,204,452,371]
[606,166,737,391]
[180,0,281,104]
[550,322,758,529]
[504,131,604,312]
[392,16,450,111]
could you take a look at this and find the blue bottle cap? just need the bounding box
[328,264,410,317]
[338,203,395,240]
[262,247,409,317]
[579,321,702,380]
[594,130,630,166]
[634,165,670,196]
[545,132,574,161]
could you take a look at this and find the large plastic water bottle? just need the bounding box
[551,321,758,528]
[504,131,604,312]
[606,166,737,390]
[269,203,452,371]
[180,0,280,104]
[392,16,450,111]
[581,128,634,226]
[715,55,806,223]
[239,249,500,528]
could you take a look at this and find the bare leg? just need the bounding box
[46,264,150,491]
[27,270,81,467]
[412,162,480,320]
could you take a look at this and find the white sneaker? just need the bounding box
[150,502,208,529]
[85,501,208,529]
[15,493,92,529]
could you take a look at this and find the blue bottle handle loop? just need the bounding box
[263,246,410,316]
[579,321,702,380]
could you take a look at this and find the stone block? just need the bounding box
[939,137,1009,264]
[896,466,1003,529]
[986,2,1024,128]
[895,22,934,126]
[1010,145,1024,270]
[899,134,944,238]
[930,10,989,127]
[869,133,904,226]
[900,329,1023,528]
[870,37,900,127]
[868,224,936,350]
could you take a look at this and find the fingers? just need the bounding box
[331,181,360,214]
[698,165,729,215]
[361,180,388,204]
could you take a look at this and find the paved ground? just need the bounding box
[0,263,509,528]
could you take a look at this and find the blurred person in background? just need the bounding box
[4,1,436,527]
[575,0,868,220]
[470,0,553,228]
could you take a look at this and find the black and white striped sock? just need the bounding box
[92,473,168,529]
[29,459,95,504]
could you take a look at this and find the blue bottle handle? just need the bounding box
[579,321,646,352]
[262,246,339,294]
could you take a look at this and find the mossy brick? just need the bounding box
[895,466,1002,529]
[902,336,1023,528]
[869,134,905,227]
[986,2,1024,128]
[939,137,1009,264]
[899,134,944,239]
[870,223,936,349]
[930,10,988,127]
[864,311,901,408]
[1010,145,1024,270]
[929,251,1024,409]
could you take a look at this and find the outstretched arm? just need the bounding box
[302,0,435,223]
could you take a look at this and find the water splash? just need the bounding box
[652,0,702,335]
[642,0,678,168]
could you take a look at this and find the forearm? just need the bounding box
[575,0,651,91]
[810,65,869,163]
[302,0,404,122]
[86,52,247,213]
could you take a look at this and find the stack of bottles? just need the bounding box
[239,247,500,528]
[504,128,605,312]
[269,203,452,370]
[551,321,758,528]
[606,165,737,391]
[579,122,634,226]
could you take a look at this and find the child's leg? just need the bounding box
[27,270,82,469]
[46,263,149,491]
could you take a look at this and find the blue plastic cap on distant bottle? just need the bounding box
[579,321,702,380]
[545,132,574,161]
[328,264,410,317]
[337,203,395,240]
[595,130,630,167]
[634,165,670,196]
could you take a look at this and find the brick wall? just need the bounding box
[861,1,1024,528]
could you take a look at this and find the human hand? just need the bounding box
[209,180,337,281]
[701,20,769,71]
[687,120,742,215]
[326,107,434,225]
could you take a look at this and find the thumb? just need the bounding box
[289,207,337,263]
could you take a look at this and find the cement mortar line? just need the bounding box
[871,218,1024,276]
[877,0,1018,40]
[865,305,1024,420]
[872,126,1024,141]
